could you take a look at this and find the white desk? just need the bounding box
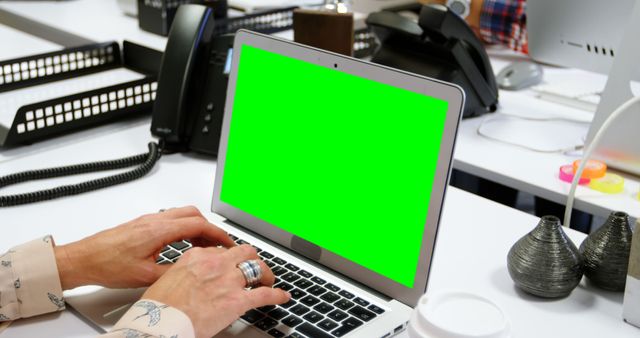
[460,50,640,220]
[0,118,637,338]
[1,0,638,222]
[0,23,61,60]
[0,3,638,337]
[0,0,166,51]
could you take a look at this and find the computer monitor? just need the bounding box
[528,0,640,176]
[528,0,639,80]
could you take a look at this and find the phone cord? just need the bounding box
[0,142,161,207]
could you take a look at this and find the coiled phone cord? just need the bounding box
[0,142,161,207]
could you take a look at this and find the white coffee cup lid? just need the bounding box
[408,290,511,338]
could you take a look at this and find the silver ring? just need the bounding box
[237,260,263,288]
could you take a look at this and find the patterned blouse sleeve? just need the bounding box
[479,0,528,53]
[0,236,65,322]
[102,299,195,338]
[1,238,194,337]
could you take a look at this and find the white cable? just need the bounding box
[476,114,587,153]
[496,112,591,123]
[563,95,640,227]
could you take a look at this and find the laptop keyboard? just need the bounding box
[156,240,193,264]
[156,234,386,338]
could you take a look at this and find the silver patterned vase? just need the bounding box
[507,215,584,298]
[580,211,633,291]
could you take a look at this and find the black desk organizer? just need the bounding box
[214,8,378,58]
[0,10,377,148]
[138,0,195,36]
[137,2,378,57]
[138,0,229,36]
[213,6,297,36]
[0,41,162,147]
[213,8,379,58]
[353,27,378,59]
[214,9,378,58]
[139,0,297,37]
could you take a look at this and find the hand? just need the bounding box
[142,245,291,338]
[54,206,236,290]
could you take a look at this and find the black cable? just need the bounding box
[0,142,161,207]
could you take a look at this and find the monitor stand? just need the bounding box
[586,0,640,176]
[587,2,640,175]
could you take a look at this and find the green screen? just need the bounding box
[220,45,448,288]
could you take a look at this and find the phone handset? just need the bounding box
[417,5,497,109]
[366,4,499,117]
[151,4,216,151]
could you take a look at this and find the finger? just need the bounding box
[224,244,259,265]
[147,205,203,221]
[234,259,275,287]
[156,216,236,249]
[257,260,275,286]
[148,245,224,281]
[132,259,180,287]
[244,287,291,309]
[189,235,236,249]
[175,246,226,265]
[235,264,250,287]
[149,262,172,280]
[158,206,204,219]
[153,247,225,278]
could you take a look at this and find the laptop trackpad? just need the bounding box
[291,235,321,261]
[65,286,146,332]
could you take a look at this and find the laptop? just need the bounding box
[66,30,464,337]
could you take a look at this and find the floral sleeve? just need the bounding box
[0,238,194,337]
[0,236,65,321]
[104,299,195,338]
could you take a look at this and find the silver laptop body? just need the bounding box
[67,30,464,338]
[210,30,463,337]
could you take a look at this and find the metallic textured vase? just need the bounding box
[508,215,584,298]
[580,211,633,291]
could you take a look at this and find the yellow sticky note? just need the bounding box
[589,173,625,194]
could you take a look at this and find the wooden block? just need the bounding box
[293,9,354,56]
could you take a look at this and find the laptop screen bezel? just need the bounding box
[212,30,464,308]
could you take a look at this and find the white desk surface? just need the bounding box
[0,23,61,60]
[463,50,640,220]
[1,0,638,221]
[0,3,638,337]
[0,0,167,51]
[0,120,637,338]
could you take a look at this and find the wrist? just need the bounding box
[54,243,91,290]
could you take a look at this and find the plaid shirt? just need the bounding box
[479,0,528,53]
